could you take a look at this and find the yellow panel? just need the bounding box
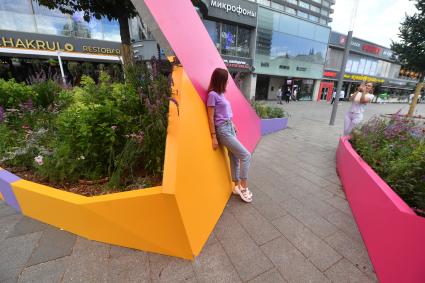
[7,66,233,260]
[12,180,194,259]
[163,67,233,256]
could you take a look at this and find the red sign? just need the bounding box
[362,44,381,55]
[324,71,337,77]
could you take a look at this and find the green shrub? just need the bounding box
[31,80,62,108]
[351,116,425,213]
[0,79,36,109]
[1,63,170,193]
[251,100,287,119]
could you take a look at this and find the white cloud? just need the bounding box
[331,0,417,47]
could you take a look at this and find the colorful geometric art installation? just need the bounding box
[0,0,261,259]
[337,137,425,282]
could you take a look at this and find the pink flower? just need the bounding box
[111,125,118,130]
[34,155,43,166]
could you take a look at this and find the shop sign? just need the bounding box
[343,74,385,83]
[223,55,252,70]
[323,71,337,77]
[387,80,407,86]
[330,32,394,60]
[0,30,121,56]
[204,0,258,27]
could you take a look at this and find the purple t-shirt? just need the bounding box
[207,91,233,127]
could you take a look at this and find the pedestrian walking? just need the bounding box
[331,90,336,104]
[276,87,283,104]
[285,87,291,103]
[292,86,298,101]
[206,68,253,203]
[343,82,374,136]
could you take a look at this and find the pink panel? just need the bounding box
[143,0,261,152]
[337,137,425,283]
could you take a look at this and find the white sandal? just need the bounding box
[233,186,253,197]
[234,187,253,203]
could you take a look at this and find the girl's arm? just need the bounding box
[207,107,219,150]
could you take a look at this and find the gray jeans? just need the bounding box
[216,121,251,182]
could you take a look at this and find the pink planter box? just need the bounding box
[336,137,425,283]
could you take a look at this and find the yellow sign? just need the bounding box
[0,37,75,52]
[0,36,121,56]
[344,74,385,83]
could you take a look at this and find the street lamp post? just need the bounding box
[329,0,359,126]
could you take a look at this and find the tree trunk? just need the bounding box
[118,16,133,66]
[408,75,424,117]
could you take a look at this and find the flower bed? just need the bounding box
[251,101,288,135]
[350,116,425,213]
[0,62,171,196]
[337,137,425,283]
[337,116,425,282]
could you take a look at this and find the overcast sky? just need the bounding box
[331,0,418,47]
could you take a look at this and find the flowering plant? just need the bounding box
[351,115,425,214]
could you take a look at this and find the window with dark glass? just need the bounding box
[221,23,237,56]
[203,19,221,51]
[237,27,251,58]
[203,20,252,58]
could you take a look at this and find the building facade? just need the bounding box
[254,5,330,101]
[192,0,334,100]
[320,31,418,102]
[0,0,123,81]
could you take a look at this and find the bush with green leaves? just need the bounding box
[0,61,170,192]
[39,65,170,188]
[0,79,36,109]
[31,80,62,108]
[251,101,287,119]
[350,116,425,214]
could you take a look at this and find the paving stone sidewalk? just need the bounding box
[1,102,424,282]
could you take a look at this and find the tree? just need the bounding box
[36,0,138,66]
[392,0,425,116]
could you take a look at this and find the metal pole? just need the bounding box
[329,0,359,125]
[57,52,67,86]
[329,31,353,125]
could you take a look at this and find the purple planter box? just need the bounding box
[261,117,288,136]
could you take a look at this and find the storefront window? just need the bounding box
[237,27,251,58]
[203,19,221,51]
[221,23,237,56]
[203,20,252,58]
[257,28,327,64]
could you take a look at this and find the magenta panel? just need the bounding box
[336,137,425,283]
[143,0,261,152]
